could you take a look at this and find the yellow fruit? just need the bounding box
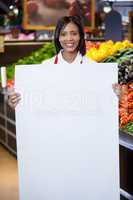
[106,40,114,46]
[122,40,130,47]
[86,40,133,62]
[114,41,124,50]
[129,43,133,47]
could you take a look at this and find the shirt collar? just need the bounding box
[58,50,83,64]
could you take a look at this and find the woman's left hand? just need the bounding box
[112,83,121,99]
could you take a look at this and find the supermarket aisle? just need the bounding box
[0,145,19,200]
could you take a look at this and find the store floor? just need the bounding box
[0,144,19,200]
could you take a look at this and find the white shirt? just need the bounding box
[42,51,95,65]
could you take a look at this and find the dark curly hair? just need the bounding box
[54,16,86,56]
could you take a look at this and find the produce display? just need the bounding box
[122,122,133,134]
[3,40,133,135]
[86,40,133,135]
[102,48,133,84]
[119,84,133,134]
[6,42,55,81]
[100,47,133,135]
[86,40,133,62]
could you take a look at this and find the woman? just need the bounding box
[8,15,95,108]
[43,15,94,64]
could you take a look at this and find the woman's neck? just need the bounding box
[62,51,78,63]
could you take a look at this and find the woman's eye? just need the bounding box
[71,32,78,36]
[60,32,66,37]
[60,32,78,37]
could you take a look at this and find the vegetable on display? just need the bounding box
[5,42,55,81]
[3,39,133,135]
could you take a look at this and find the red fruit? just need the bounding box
[129,83,133,89]
[95,43,100,49]
[27,0,38,15]
[7,80,14,88]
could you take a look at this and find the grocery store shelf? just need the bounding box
[119,130,133,151]
[4,40,50,46]
[119,131,133,199]
[120,189,133,200]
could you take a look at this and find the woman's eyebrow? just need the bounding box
[61,30,78,33]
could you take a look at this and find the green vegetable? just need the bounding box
[100,47,133,84]
[122,122,133,135]
[102,56,116,63]
[5,42,56,80]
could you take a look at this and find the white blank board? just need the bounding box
[15,63,119,200]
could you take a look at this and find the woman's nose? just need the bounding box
[66,33,73,41]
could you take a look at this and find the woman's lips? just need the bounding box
[65,43,75,47]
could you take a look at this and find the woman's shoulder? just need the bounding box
[83,56,96,64]
[41,55,56,64]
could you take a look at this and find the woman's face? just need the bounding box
[59,22,80,53]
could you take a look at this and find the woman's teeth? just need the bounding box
[66,44,74,47]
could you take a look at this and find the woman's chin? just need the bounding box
[64,48,77,53]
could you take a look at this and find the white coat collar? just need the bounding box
[57,50,83,64]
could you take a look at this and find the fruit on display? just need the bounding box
[86,40,133,84]
[7,80,14,88]
[4,39,133,135]
[102,47,133,63]
[86,40,133,135]
[102,48,133,84]
[86,40,133,89]
[119,83,133,128]
[86,40,133,62]
[86,41,101,51]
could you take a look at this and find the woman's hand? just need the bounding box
[112,83,121,98]
[8,92,21,109]
[112,83,128,99]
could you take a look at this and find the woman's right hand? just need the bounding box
[8,92,21,109]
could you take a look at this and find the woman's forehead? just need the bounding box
[61,22,79,32]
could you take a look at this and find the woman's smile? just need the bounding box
[64,43,75,49]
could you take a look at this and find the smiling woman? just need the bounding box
[54,16,86,63]
[8,15,95,108]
